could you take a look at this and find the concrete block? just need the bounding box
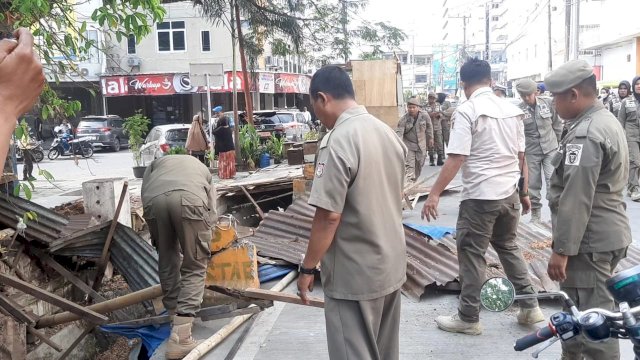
[82,178,131,227]
[0,315,26,360]
[206,242,259,289]
[27,323,97,360]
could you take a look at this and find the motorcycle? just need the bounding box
[48,134,94,160]
[480,265,640,359]
[15,140,45,163]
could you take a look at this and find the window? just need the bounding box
[201,30,211,52]
[296,114,306,123]
[492,3,499,8]
[492,16,499,21]
[157,21,186,52]
[85,30,99,63]
[415,56,427,65]
[127,34,136,55]
[415,74,428,83]
[400,54,408,64]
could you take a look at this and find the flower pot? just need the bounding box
[132,166,147,179]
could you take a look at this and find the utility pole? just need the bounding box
[564,0,571,62]
[411,34,415,95]
[548,0,553,71]
[569,0,580,60]
[448,15,469,60]
[484,2,490,61]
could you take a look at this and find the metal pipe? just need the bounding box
[36,285,162,329]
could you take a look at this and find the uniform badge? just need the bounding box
[316,162,325,177]
[565,144,583,166]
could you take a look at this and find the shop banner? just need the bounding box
[274,73,311,94]
[101,72,308,97]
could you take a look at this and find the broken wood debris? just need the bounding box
[27,326,63,352]
[0,292,37,325]
[0,273,109,324]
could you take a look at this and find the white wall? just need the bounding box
[599,41,637,83]
[110,1,236,74]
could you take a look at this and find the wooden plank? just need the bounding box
[244,288,324,308]
[240,186,265,219]
[0,273,108,324]
[403,194,413,210]
[92,181,129,291]
[27,327,63,352]
[57,327,92,360]
[38,252,106,303]
[0,293,37,325]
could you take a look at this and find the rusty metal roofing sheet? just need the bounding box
[249,200,640,299]
[0,194,69,243]
[50,224,159,292]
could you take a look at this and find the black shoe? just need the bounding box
[430,161,435,166]
[437,161,444,166]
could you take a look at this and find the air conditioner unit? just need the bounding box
[127,56,142,67]
[80,67,90,77]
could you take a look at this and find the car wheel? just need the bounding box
[111,138,121,152]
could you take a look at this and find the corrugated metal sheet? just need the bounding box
[51,224,159,292]
[248,200,640,300]
[0,195,69,243]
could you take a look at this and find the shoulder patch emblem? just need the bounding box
[565,144,583,166]
[316,162,325,177]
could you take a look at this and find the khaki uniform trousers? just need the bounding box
[405,149,425,181]
[456,191,538,322]
[428,129,445,159]
[560,249,627,360]
[325,289,401,360]
[526,152,554,211]
[441,118,451,147]
[629,140,640,192]
[145,190,212,315]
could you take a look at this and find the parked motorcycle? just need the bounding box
[48,135,94,160]
[480,266,640,359]
[15,141,44,163]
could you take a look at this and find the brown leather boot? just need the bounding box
[166,315,201,359]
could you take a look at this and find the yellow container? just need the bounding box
[210,216,237,253]
[206,242,259,288]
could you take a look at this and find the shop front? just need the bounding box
[100,71,312,127]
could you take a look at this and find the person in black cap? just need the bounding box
[545,59,631,360]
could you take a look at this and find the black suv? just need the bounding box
[76,115,129,152]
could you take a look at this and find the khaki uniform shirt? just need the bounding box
[309,106,407,301]
[396,111,433,153]
[141,155,217,220]
[425,103,443,131]
[518,97,563,155]
[548,103,631,256]
[618,97,640,141]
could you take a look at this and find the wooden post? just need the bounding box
[36,284,162,329]
[38,252,106,303]
[240,186,264,219]
[0,315,26,360]
[92,181,129,291]
[27,327,63,352]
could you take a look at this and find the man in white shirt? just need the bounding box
[422,58,544,335]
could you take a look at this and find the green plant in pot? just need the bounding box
[123,110,151,179]
[166,146,188,155]
[240,126,261,170]
[266,135,285,164]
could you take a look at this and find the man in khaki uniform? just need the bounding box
[426,92,445,165]
[618,76,640,201]
[516,79,563,222]
[297,66,407,360]
[396,97,433,181]
[142,155,217,359]
[437,93,454,147]
[422,58,544,335]
[545,60,631,360]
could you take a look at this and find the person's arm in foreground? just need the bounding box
[0,28,44,171]
[297,207,341,304]
[421,154,466,221]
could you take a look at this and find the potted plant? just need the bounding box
[267,135,285,164]
[123,110,151,179]
[240,125,261,171]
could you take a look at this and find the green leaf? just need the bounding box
[14,126,24,140]
[41,106,49,120]
[80,22,87,36]
[23,185,32,200]
[13,185,20,197]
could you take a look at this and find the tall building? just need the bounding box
[383,51,434,95]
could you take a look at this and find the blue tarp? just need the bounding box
[259,264,295,283]
[404,224,456,239]
[100,322,170,359]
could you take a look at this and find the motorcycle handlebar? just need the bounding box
[514,325,556,351]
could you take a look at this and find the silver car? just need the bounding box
[138,124,191,166]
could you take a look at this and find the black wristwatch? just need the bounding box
[299,264,317,275]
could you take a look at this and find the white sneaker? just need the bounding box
[517,307,545,325]
[435,313,482,335]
